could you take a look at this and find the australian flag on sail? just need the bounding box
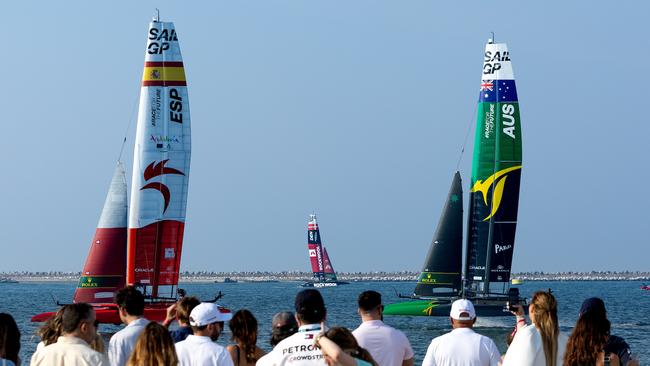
[479,79,517,103]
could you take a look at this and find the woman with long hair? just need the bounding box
[564,298,620,366]
[127,322,178,366]
[0,313,21,366]
[36,307,65,350]
[502,290,568,366]
[315,327,377,366]
[227,309,265,366]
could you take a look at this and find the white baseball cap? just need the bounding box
[450,299,476,320]
[189,303,233,326]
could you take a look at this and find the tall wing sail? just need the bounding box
[413,171,463,297]
[465,42,522,294]
[74,162,128,303]
[127,20,191,298]
[307,214,325,282]
[322,247,338,282]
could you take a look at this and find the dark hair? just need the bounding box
[358,291,381,312]
[229,309,260,364]
[127,322,178,366]
[177,296,200,324]
[115,286,145,316]
[270,312,298,346]
[0,313,20,365]
[61,303,94,334]
[563,309,611,366]
[324,327,377,366]
[294,289,326,324]
[37,306,65,346]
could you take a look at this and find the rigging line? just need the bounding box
[455,100,478,171]
[118,81,142,162]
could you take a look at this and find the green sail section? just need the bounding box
[465,42,522,291]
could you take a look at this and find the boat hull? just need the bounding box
[384,296,524,317]
[301,281,350,288]
[31,302,174,324]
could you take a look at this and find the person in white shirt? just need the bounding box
[422,299,500,366]
[352,291,413,366]
[501,290,568,366]
[108,286,150,366]
[175,302,234,366]
[31,303,108,366]
[257,289,328,366]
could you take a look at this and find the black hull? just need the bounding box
[300,281,350,288]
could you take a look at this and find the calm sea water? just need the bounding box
[1,280,648,365]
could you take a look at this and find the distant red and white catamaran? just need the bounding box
[301,214,349,288]
[33,15,197,324]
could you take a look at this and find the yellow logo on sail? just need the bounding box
[471,165,522,221]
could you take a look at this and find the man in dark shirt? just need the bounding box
[163,296,201,343]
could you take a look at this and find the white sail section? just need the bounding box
[129,20,191,229]
[98,161,128,228]
[482,43,514,80]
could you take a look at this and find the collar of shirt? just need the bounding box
[185,335,214,344]
[360,320,385,328]
[298,324,321,332]
[126,317,149,328]
[56,335,90,346]
[450,327,476,334]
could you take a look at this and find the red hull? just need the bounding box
[31,302,174,325]
[74,228,127,303]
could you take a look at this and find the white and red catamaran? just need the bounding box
[33,16,192,324]
[302,214,348,288]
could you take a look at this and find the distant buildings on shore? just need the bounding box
[1,270,649,282]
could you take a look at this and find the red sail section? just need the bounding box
[74,228,127,303]
[307,216,325,279]
[127,221,184,287]
[322,248,335,274]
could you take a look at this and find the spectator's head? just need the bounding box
[189,303,233,341]
[294,289,326,325]
[128,322,178,366]
[270,311,298,347]
[0,313,20,365]
[579,297,607,318]
[449,299,476,328]
[176,296,200,325]
[37,306,65,346]
[61,303,98,345]
[115,286,145,320]
[357,291,383,320]
[530,290,560,366]
[229,309,260,363]
[322,327,377,366]
[564,297,611,366]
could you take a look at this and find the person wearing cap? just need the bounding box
[352,291,414,366]
[422,299,500,366]
[270,311,299,347]
[564,297,638,366]
[108,286,150,366]
[257,289,328,366]
[175,302,235,366]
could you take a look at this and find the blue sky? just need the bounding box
[1,1,648,273]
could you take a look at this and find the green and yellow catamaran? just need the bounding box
[384,38,525,317]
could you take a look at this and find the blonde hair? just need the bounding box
[531,291,559,366]
[90,332,105,354]
[127,322,178,366]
